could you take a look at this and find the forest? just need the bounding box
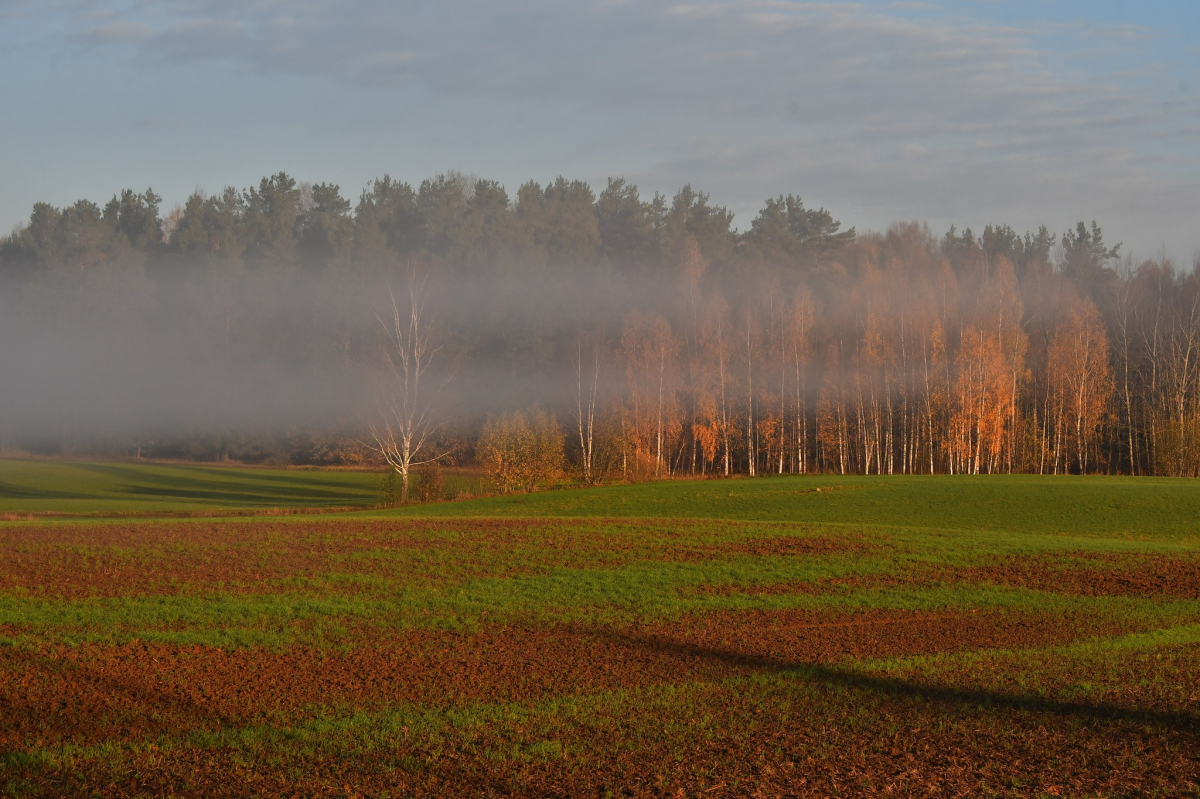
[1,170,1198,478]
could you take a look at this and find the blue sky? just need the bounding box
[2,1,1198,261]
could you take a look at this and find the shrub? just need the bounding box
[413,463,445,502]
[379,471,405,507]
[380,463,446,505]
[478,409,564,493]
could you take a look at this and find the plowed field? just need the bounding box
[3,478,1199,797]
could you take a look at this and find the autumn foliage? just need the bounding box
[478,410,565,493]
[2,173,1197,477]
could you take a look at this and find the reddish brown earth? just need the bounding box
[0,607,1128,752]
[691,534,868,560]
[0,519,864,598]
[0,517,839,552]
[704,551,1200,601]
[961,552,1200,599]
[0,518,465,598]
[4,521,1197,797]
[14,643,1200,798]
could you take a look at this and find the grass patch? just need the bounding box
[0,459,381,515]
[2,466,1198,796]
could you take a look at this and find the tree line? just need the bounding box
[1,171,1197,479]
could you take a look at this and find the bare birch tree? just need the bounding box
[367,269,450,503]
[574,332,602,484]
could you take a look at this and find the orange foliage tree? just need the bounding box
[1047,298,1113,473]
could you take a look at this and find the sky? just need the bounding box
[2,1,1198,262]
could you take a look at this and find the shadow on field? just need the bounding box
[75,463,370,506]
[0,646,234,753]
[0,482,90,500]
[599,629,1200,735]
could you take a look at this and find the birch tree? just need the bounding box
[573,332,602,484]
[367,268,450,502]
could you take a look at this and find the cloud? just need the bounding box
[78,21,152,44]
[1078,23,1156,43]
[28,1,1200,257]
[154,19,246,60]
[88,3,1079,130]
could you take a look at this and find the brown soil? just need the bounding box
[0,606,1123,752]
[710,534,866,558]
[5,522,1194,796]
[0,518,486,598]
[701,551,1200,601]
[658,534,867,565]
[0,517,835,551]
[961,552,1200,599]
[0,516,573,555]
[0,519,862,598]
[11,642,1199,797]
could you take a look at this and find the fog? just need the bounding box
[0,264,650,456]
[2,174,1197,475]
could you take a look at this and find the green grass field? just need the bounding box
[395,472,1200,538]
[0,459,382,516]
[6,458,1199,537]
[1,460,1198,796]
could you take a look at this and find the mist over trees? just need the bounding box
[2,170,1199,478]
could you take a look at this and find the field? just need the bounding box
[0,460,381,517]
[2,461,1199,796]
